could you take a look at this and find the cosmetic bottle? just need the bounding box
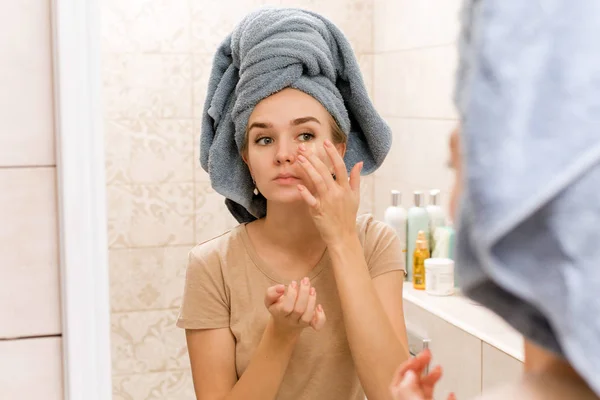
[384,190,407,270]
[413,230,430,290]
[407,191,430,280]
[426,189,446,249]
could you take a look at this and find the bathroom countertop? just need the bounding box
[403,282,524,361]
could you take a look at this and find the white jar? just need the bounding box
[425,258,455,296]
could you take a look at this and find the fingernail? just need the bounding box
[298,154,307,163]
[310,287,316,296]
[299,144,306,151]
[291,280,297,289]
[324,139,332,147]
[317,304,323,312]
[359,161,364,171]
[302,277,309,285]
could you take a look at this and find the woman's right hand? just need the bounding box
[389,349,455,400]
[264,277,326,337]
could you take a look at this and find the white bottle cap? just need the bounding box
[429,189,441,205]
[413,191,424,207]
[391,190,401,206]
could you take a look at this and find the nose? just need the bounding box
[274,138,297,165]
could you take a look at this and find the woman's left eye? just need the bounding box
[298,133,315,142]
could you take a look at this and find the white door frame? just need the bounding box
[52,0,113,398]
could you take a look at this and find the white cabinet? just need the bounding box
[404,301,482,400]
[403,293,524,399]
[482,343,524,392]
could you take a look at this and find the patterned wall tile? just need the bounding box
[192,54,215,120]
[101,0,191,53]
[190,0,280,54]
[103,54,192,119]
[195,181,238,244]
[113,369,195,400]
[105,119,194,185]
[110,246,190,312]
[111,309,189,375]
[107,183,195,248]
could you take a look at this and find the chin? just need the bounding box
[262,187,306,204]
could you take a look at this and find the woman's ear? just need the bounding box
[335,142,347,158]
[242,150,253,176]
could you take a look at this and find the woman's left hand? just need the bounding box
[296,139,363,246]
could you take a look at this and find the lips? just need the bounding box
[273,173,301,184]
[274,173,299,180]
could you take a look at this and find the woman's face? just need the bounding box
[243,88,346,205]
[448,125,463,222]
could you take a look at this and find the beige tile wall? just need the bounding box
[101,0,374,397]
[372,0,462,219]
[0,0,63,398]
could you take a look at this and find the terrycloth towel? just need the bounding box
[200,7,392,223]
[455,1,600,395]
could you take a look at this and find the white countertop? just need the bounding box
[403,282,524,361]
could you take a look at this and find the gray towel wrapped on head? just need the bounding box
[455,0,600,395]
[200,7,392,223]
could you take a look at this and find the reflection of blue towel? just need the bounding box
[200,7,391,223]
[455,1,600,395]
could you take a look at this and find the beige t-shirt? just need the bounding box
[177,213,405,400]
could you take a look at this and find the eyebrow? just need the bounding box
[247,116,321,133]
[291,116,321,126]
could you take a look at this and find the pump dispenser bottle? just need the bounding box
[406,191,430,280]
[384,190,407,267]
[426,189,446,249]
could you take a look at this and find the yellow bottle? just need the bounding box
[412,230,430,290]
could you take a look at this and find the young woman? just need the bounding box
[177,8,410,400]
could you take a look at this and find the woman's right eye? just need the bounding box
[256,137,273,145]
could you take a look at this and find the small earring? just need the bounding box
[252,178,259,196]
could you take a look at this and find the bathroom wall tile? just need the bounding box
[103,54,192,119]
[107,183,195,249]
[0,0,54,167]
[195,181,239,244]
[192,120,209,183]
[357,54,374,100]
[280,0,373,54]
[374,0,462,53]
[164,246,192,309]
[0,168,61,338]
[113,369,195,400]
[373,176,414,221]
[373,118,455,219]
[101,0,191,53]
[191,0,279,55]
[358,173,375,216]
[105,119,194,185]
[111,309,189,375]
[110,246,190,312]
[192,54,215,120]
[0,337,63,399]
[373,46,459,119]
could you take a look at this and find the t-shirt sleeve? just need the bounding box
[364,218,407,279]
[176,248,230,330]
